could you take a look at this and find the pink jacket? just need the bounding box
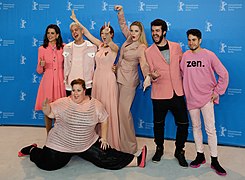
[63,40,97,89]
[145,42,184,99]
[116,10,149,88]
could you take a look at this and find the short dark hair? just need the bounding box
[151,19,167,37]
[70,78,86,90]
[100,25,115,39]
[186,29,202,39]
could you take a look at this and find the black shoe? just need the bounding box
[190,152,206,168]
[152,146,163,163]
[211,156,227,176]
[18,143,37,157]
[174,150,188,168]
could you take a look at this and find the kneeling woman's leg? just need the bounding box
[30,146,73,171]
[78,139,147,170]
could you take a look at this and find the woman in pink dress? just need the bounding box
[35,24,66,134]
[70,11,120,150]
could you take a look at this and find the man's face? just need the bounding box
[188,34,201,52]
[151,25,164,44]
[70,25,83,42]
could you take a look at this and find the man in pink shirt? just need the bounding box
[145,19,189,167]
[180,29,229,176]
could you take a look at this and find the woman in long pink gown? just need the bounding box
[70,11,120,150]
[35,24,66,133]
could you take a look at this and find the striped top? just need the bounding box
[45,97,108,153]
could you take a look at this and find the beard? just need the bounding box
[152,34,164,45]
[190,45,199,51]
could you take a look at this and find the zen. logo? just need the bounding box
[186,60,205,67]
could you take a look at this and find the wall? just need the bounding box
[0,0,244,147]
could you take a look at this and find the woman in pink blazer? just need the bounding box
[35,24,66,134]
[114,5,151,154]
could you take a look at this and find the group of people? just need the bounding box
[19,5,229,176]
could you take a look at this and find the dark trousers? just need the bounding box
[152,94,189,150]
[30,139,134,171]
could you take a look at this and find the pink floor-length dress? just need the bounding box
[92,44,120,150]
[35,43,66,110]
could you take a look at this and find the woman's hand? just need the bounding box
[114,5,122,11]
[99,137,109,150]
[112,64,117,73]
[150,70,160,80]
[102,22,112,45]
[40,57,45,67]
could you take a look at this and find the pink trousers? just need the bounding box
[189,101,218,157]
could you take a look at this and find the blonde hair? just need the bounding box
[130,21,148,47]
[69,22,82,31]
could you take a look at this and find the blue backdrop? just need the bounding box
[0,0,244,147]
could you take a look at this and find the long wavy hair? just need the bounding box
[43,24,64,50]
[130,21,148,47]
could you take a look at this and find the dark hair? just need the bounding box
[151,19,168,37]
[43,24,64,50]
[186,29,202,39]
[100,25,115,39]
[70,78,86,90]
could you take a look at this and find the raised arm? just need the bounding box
[114,5,130,38]
[102,22,119,53]
[70,10,101,47]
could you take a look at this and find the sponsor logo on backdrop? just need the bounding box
[138,118,154,130]
[20,54,26,65]
[0,111,14,119]
[20,18,26,29]
[219,41,242,54]
[32,1,50,11]
[138,1,158,11]
[101,1,114,11]
[67,0,84,11]
[177,1,199,11]
[0,74,14,83]
[218,125,242,138]
[166,21,171,31]
[32,37,43,47]
[56,19,61,27]
[0,2,14,10]
[138,119,144,129]
[20,91,26,101]
[32,37,38,47]
[32,110,44,120]
[205,20,213,32]
[32,73,38,83]
[227,88,242,96]
[219,0,243,11]
[219,125,227,137]
[90,20,96,30]
[0,37,15,47]
[179,41,189,52]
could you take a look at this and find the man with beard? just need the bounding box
[145,19,189,167]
